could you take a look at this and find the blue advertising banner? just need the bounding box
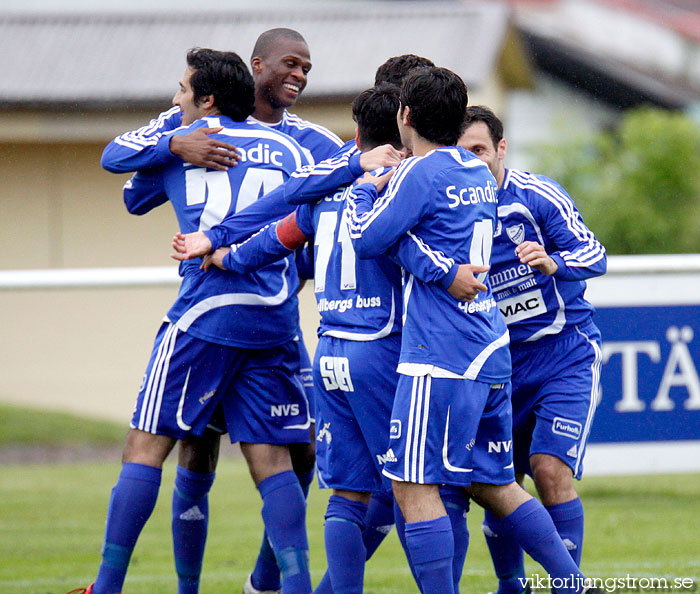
[590,305,700,443]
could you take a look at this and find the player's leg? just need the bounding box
[313,336,396,594]
[528,322,602,567]
[93,429,175,594]
[170,427,221,594]
[383,374,484,594]
[469,383,588,594]
[481,475,527,594]
[227,341,313,594]
[248,336,316,594]
[240,442,312,594]
[92,322,226,594]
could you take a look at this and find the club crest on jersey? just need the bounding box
[506,223,525,245]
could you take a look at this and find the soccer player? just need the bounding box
[172,82,472,594]
[77,48,314,594]
[101,28,349,594]
[346,67,596,594]
[458,106,605,593]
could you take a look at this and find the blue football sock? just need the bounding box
[483,509,526,594]
[250,533,281,593]
[171,466,215,594]
[546,498,584,566]
[393,500,422,592]
[500,499,586,594]
[258,471,312,594]
[323,495,368,594]
[251,468,315,592]
[314,490,394,594]
[441,487,470,594]
[362,489,395,560]
[405,516,455,594]
[94,463,161,594]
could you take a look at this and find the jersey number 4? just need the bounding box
[185,167,284,230]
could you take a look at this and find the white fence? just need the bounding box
[1,255,699,476]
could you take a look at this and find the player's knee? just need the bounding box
[530,454,575,503]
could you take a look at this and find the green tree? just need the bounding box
[534,107,700,254]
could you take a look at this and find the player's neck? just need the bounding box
[411,135,442,157]
[253,101,285,124]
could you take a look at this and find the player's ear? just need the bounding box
[200,94,216,110]
[400,105,411,127]
[497,138,507,160]
[251,57,263,74]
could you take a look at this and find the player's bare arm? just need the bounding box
[515,240,558,275]
[171,231,213,261]
[448,264,489,301]
[170,127,241,171]
[358,144,404,171]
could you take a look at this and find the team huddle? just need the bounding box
[73,26,606,594]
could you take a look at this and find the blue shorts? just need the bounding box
[131,322,310,444]
[314,334,401,492]
[511,320,602,479]
[296,332,316,423]
[382,374,515,487]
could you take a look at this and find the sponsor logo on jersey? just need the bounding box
[506,223,525,245]
[236,143,284,167]
[317,422,332,444]
[498,290,547,324]
[490,264,532,291]
[445,181,498,208]
[465,438,476,451]
[459,296,498,315]
[377,448,398,464]
[552,417,582,440]
[390,420,402,439]
[270,403,300,417]
[487,440,513,453]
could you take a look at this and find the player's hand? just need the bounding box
[201,247,230,271]
[359,144,405,171]
[170,128,240,171]
[358,170,394,193]
[171,231,213,261]
[516,241,558,276]
[447,264,489,301]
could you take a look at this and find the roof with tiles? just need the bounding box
[0,2,511,108]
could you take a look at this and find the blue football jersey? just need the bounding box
[295,181,402,341]
[347,147,511,383]
[249,111,343,165]
[140,115,310,348]
[490,168,606,344]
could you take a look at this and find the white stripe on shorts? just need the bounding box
[139,323,178,433]
[405,375,431,483]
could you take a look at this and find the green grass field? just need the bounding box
[0,405,698,594]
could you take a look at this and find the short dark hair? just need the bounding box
[400,67,468,146]
[251,28,307,60]
[466,105,504,148]
[186,48,255,121]
[352,83,402,150]
[374,54,435,87]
